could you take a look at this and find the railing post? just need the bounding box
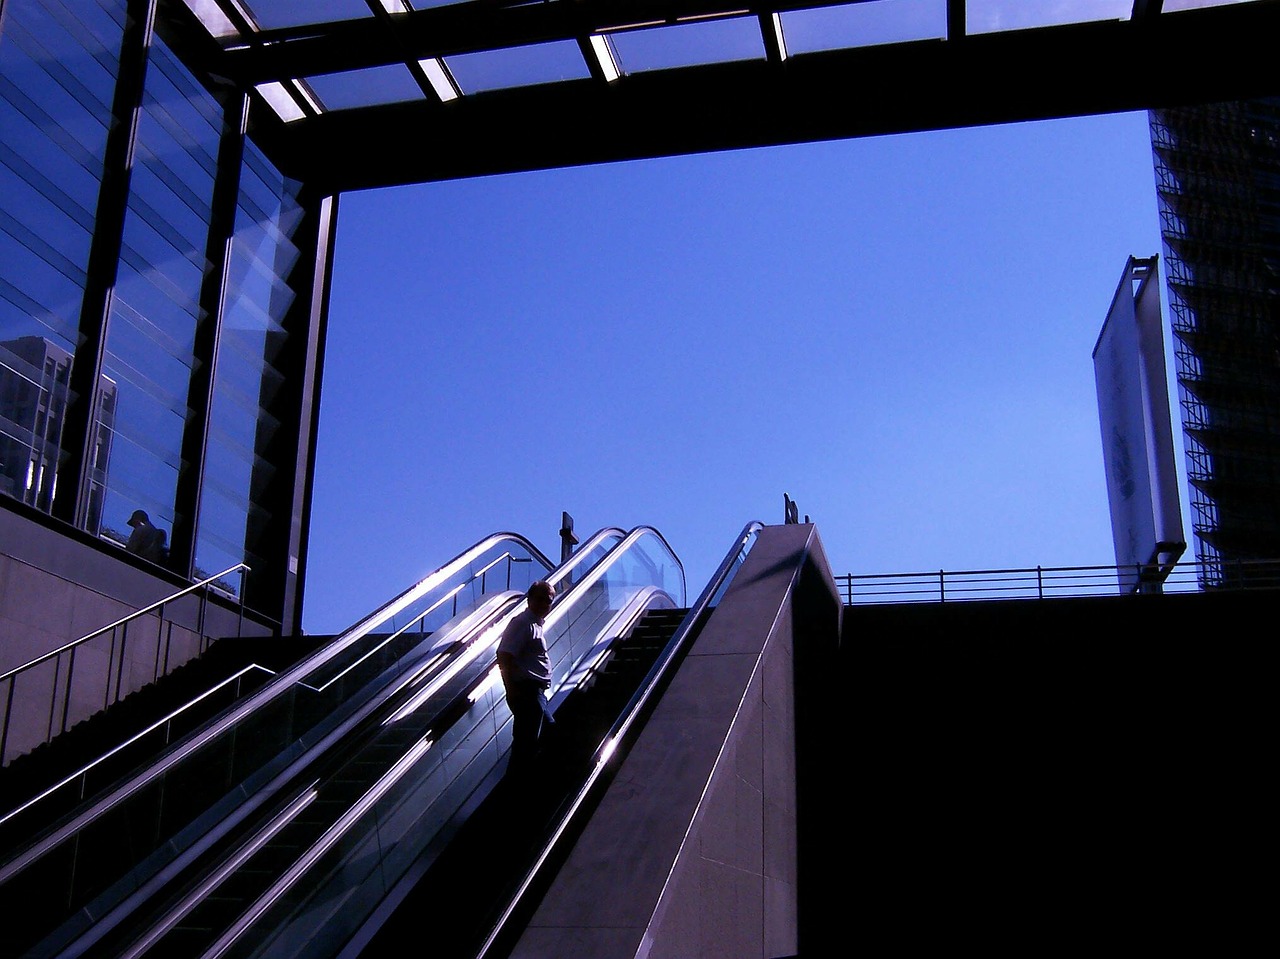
[939,570,945,603]
[115,621,129,704]
[1037,566,1043,600]
[239,566,247,639]
[47,653,62,743]
[62,648,76,735]
[155,617,165,683]
[1,677,14,765]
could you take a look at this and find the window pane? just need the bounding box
[0,0,124,518]
[610,18,765,74]
[782,0,945,55]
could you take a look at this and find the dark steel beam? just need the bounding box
[253,2,1280,194]
[256,191,339,635]
[947,0,965,43]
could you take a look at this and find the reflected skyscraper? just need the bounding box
[0,336,115,531]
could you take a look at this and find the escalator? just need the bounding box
[3,524,713,959]
[358,605,691,959]
[353,524,765,959]
[0,531,575,956]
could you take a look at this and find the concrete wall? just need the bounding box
[0,506,273,763]
[848,588,1277,952]
[509,523,840,959]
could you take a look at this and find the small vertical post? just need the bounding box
[560,512,579,564]
[238,566,247,639]
[1,678,14,764]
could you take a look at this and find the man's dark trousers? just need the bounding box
[504,676,546,773]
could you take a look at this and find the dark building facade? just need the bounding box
[1150,97,1280,586]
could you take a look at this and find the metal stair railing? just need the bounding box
[0,564,251,766]
[834,556,1280,605]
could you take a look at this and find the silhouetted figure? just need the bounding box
[496,580,555,775]
[125,509,167,564]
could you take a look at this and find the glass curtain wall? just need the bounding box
[99,33,218,558]
[0,0,124,517]
[0,0,309,611]
[197,142,304,591]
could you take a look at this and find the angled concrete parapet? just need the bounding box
[509,523,841,959]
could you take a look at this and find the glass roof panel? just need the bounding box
[1165,0,1257,9]
[179,0,240,39]
[609,17,765,74]
[255,82,307,122]
[781,1,945,56]
[445,40,590,95]
[237,0,372,31]
[304,64,426,111]
[967,0,1132,33]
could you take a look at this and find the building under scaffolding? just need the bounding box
[1150,97,1280,587]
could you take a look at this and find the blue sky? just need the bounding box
[301,108,1186,633]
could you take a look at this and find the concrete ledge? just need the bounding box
[509,523,840,959]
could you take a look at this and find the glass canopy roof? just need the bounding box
[168,0,1278,190]
[179,0,1264,122]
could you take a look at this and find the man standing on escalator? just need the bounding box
[496,580,555,775]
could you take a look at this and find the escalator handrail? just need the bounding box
[0,531,555,883]
[606,520,762,753]
[46,590,527,959]
[43,527,631,959]
[476,520,765,959]
[115,528,654,958]
[547,525,686,633]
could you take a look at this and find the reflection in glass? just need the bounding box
[195,141,304,594]
[100,36,219,559]
[0,0,124,517]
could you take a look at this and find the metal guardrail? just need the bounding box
[835,557,1280,605]
[0,564,251,765]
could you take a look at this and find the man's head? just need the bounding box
[527,580,555,620]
